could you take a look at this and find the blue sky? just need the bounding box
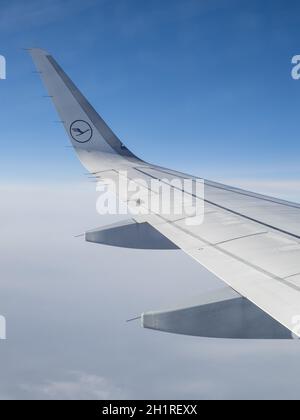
[1,0,300,187]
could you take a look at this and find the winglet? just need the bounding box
[29,48,141,173]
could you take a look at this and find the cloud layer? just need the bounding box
[1,184,300,400]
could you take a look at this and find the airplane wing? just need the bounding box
[29,48,300,340]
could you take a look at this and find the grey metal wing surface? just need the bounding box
[29,48,300,339]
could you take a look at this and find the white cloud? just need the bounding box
[21,371,127,400]
[1,184,300,400]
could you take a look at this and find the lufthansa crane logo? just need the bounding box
[70,120,93,143]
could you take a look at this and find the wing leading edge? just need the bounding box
[29,48,300,339]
